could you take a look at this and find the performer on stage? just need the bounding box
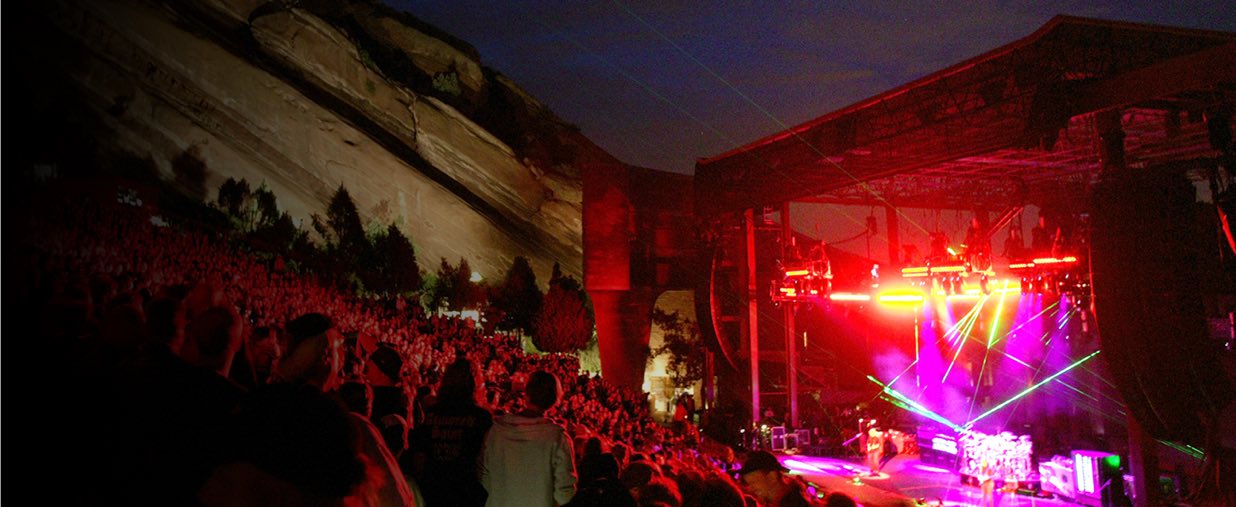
[865,425,885,476]
[977,459,997,507]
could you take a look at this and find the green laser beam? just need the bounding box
[964,350,1101,428]
[869,376,964,432]
[946,296,986,345]
[968,286,1007,422]
[990,299,1060,349]
[942,300,984,384]
[1157,440,1205,460]
[975,336,1127,411]
[986,281,1010,348]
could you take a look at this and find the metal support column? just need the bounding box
[745,209,761,428]
[782,201,799,429]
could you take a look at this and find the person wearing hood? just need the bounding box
[481,370,577,507]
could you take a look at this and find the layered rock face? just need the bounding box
[17,0,597,281]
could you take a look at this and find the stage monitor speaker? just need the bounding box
[1090,169,1234,444]
[770,435,786,451]
[770,426,787,451]
[1073,451,1126,507]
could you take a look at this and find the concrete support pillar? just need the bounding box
[591,289,655,391]
[584,161,644,391]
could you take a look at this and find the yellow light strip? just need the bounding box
[879,294,925,303]
[829,293,871,302]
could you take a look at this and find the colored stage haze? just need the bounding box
[862,289,1118,440]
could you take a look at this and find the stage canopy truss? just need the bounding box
[697,16,1236,214]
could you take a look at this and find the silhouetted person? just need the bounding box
[231,326,281,389]
[125,304,247,506]
[638,476,683,507]
[684,474,747,507]
[964,217,991,268]
[339,380,374,418]
[408,357,493,507]
[1051,225,1069,258]
[1031,216,1052,256]
[738,451,818,507]
[566,455,635,507]
[199,382,369,507]
[1003,227,1026,259]
[368,342,412,428]
[206,312,415,506]
[929,232,951,262]
[822,492,858,507]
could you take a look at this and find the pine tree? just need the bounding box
[323,184,375,290]
[549,261,582,292]
[216,177,251,218]
[248,211,304,254]
[532,280,594,352]
[253,185,280,228]
[492,256,542,333]
[428,257,455,312]
[310,213,331,242]
[447,258,481,311]
[377,223,422,295]
[326,184,366,253]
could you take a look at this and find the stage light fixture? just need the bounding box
[877,289,926,306]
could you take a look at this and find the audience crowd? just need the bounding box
[19,183,851,506]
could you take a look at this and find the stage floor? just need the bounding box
[773,453,1081,507]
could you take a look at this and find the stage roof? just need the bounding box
[696,16,1236,215]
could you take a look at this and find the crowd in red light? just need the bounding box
[18,183,859,506]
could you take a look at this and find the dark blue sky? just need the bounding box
[388,1,1234,175]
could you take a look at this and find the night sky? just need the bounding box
[389,1,1235,175]
[387,1,1235,257]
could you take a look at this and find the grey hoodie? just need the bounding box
[480,413,577,507]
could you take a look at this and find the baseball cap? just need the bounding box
[738,451,788,476]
